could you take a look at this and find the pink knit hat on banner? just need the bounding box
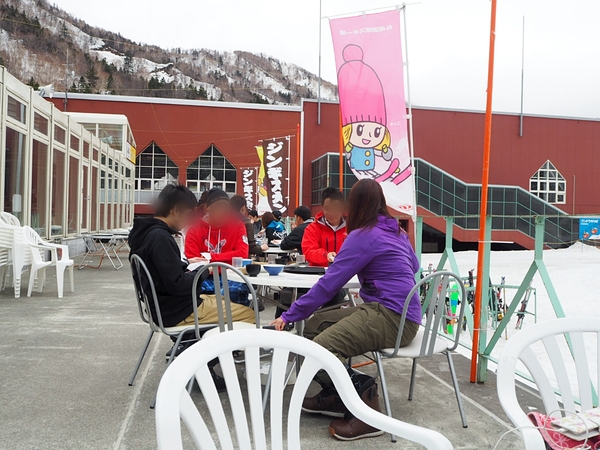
[337,44,387,127]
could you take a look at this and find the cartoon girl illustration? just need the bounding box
[338,44,411,185]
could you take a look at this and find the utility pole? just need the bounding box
[63,48,70,112]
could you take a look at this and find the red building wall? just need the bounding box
[50,96,301,215]
[52,95,600,223]
[302,100,600,216]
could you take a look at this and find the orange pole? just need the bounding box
[339,108,344,191]
[296,123,301,207]
[470,0,498,383]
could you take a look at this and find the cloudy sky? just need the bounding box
[51,0,600,118]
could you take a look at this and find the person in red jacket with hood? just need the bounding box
[302,187,347,267]
[185,188,248,264]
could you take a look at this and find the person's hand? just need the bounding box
[270,317,287,331]
[261,243,269,251]
[327,252,337,263]
[188,257,207,264]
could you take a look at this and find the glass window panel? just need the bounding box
[91,166,98,232]
[4,128,26,223]
[548,193,556,203]
[558,182,565,191]
[549,182,556,191]
[539,182,546,190]
[54,125,66,145]
[81,165,89,230]
[67,156,79,234]
[213,170,225,181]
[70,135,80,152]
[225,183,236,193]
[52,150,66,236]
[140,180,151,190]
[98,123,124,151]
[7,96,26,124]
[83,142,90,160]
[34,113,48,135]
[31,141,48,237]
[225,170,236,181]
[557,194,565,203]
[530,181,538,191]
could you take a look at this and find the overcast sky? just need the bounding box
[51,0,600,118]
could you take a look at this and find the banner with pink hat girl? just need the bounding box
[330,10,415,216]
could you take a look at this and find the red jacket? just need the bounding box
[301,212,347,267]
[184,215,249,264]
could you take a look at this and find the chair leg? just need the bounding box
[408,358,418,401]
[27,267,37,297]
[68,265,74,292]
[446,351,468,428]
[374,351,396,443]
[129,330,154,386]
[152,332,185,409]
[56,265,65,299]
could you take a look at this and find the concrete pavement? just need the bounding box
[0,259,539,449]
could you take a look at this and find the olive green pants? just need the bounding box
[304,302,420,389]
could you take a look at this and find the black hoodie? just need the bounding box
[129,217,205,327]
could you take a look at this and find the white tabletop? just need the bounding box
[228,269,360,290]
[262,247,294,255]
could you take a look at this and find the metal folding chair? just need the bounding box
[372,270,468,441]
[128,257,260,407]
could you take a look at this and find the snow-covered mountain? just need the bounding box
[0,0,338,105]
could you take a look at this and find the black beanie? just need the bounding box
[206,187,229,206]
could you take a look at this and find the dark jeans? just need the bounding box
[304,302,420,389]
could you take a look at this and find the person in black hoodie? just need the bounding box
[128,184,255,335]
[279,206,313,254]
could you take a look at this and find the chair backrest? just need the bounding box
[0,212,20,227]
[129,257,259,337]
[191,262,260,334]
[155,329,453,450]
[129,254,158,327]
[391,271,467,358]
[497,318,600,449]
[22,226,46,264]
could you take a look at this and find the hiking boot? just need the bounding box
[165,342,192,359]
[302,388,347,418]
[328,375,384,441]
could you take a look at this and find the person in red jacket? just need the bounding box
[302,187,347,267]
[185,188,248,265]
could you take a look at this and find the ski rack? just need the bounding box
[415,216,585,391]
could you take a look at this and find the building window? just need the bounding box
[134,142,179,204]
[32,140,48,237]
[34,113,48,135]
[7,95,26,124]
[529,160,566,204]
[4,128,27,223]
[186,145,237,196]
[310,153,357,205]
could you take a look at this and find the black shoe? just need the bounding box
[210,367,227,392]
[166,342,192,359]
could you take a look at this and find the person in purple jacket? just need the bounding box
[271,178,422,441]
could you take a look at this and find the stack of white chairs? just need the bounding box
[0,212,74,299]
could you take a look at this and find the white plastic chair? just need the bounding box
[497,317,600,450]
[155,329,454,450]
[22,226,74,298]
[0,211,20,226]
[372,271,468,441]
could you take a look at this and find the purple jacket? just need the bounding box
[281,215,422,325]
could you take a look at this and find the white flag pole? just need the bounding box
[401,3,418,222]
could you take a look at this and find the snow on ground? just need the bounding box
[421,242,600,398]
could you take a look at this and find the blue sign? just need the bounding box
[579,218,600,240]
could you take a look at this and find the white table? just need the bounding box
[262,247,294,255]
[229,268,360,334]
[229,270,359,290]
